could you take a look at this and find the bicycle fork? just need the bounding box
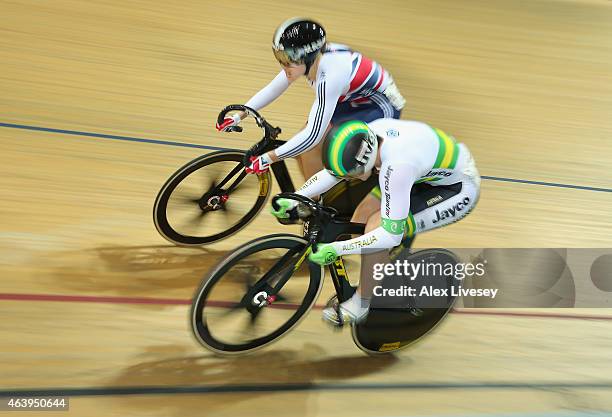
[248,244,312,309]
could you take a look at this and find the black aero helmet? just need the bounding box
[322,121,379,178]
[272,17,326,71]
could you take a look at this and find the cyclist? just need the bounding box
[272,119,481,325]
[216,17,406,179]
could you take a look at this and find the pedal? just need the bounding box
[321,316,345,331]
[322,295,345,330]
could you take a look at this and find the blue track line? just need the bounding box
[480,175,612,193]
[1,381,612,397]
[1,122,611,193]
[0,122,227,152]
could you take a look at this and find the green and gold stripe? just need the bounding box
[370,186,382,199]
[432,127,460,170]
[415,176,442,184]
[405,212,417,237]
[328,121,371,176]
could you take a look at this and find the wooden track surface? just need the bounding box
[1,0,612,415]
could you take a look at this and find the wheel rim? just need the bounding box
[154,151,271,245]
[191,235,323,354]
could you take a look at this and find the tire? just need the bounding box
[191,234,324,355]
[350,248,459,355]
[153,150,272,246]
[351,304,455,355]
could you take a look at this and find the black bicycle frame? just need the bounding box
[215,105,394,304]
[217,104,297,193]
[318,217,366,302]
[270,161,295,194]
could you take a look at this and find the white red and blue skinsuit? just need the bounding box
[244,43,406,160]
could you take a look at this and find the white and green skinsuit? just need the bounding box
[295,118,481,256]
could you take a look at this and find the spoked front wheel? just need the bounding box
[191,234,323,355]
[153,150,272,246]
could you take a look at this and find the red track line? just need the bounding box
[0,292,318,310]
[2,292,612,321]
[0,292,190,305]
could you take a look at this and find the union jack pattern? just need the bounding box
[339,53,389,102]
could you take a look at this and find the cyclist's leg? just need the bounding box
[355,175,480,305]
[410,145,481,235]
[411,177,479,234]
[323,207,383,324]
[296,97,401,180]
[351,192,379,224]
[323,183,385,324]
[333,145,479,323]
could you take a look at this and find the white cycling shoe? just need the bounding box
[322,296,369,327]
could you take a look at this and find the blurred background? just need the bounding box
[1,0,612,415]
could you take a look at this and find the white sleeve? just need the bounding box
[330,162,418,256]
[244,71,290,111]
[378,162,417,223]
[296,169,342,199]
[274,71,345,159]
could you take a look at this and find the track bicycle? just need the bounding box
[190,192,460,355]
[153,105,375,246]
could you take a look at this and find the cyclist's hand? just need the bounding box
[270,198,298,219]
[245,154,271,175]
[216,113,241,132]
[309,243,339,266]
